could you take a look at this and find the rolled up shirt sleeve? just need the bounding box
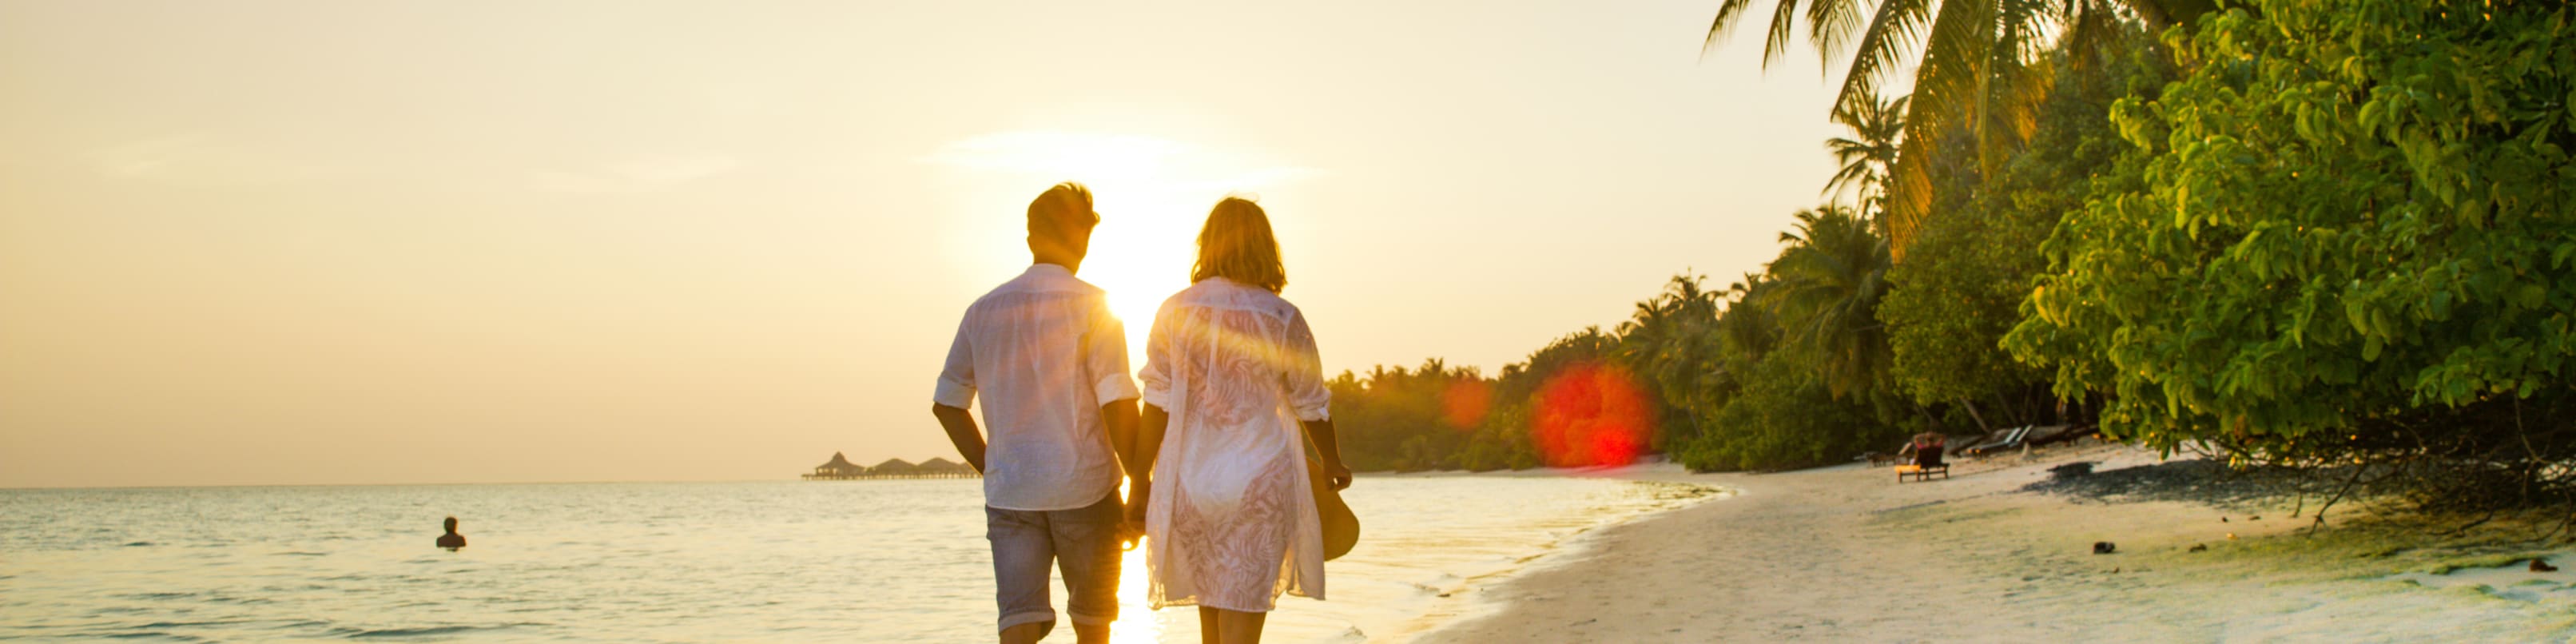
[1087,300,1140,404]
[1283,308,1331,422]
[932,314,977,409]
[1138,302,1174,409]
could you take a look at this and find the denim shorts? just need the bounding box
[987,492,1122,632]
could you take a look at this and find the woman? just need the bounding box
[1906,431,1946,467]
[1127,197,1351,644]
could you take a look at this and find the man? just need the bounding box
[436,516,467,551]
[932,182,1143,644]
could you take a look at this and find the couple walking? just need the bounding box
[931,182,1351,644]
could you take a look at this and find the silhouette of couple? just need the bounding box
[932,183,1351,644]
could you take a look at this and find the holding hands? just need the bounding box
[1119,480,1149,551]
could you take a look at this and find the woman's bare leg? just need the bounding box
[1198,606,1221,643]
[1214,608,1266,644]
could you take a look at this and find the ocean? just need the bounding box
[1,475,1714,643]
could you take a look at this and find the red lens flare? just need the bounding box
[1440,380,1493,430]
[1530,363,1652,467]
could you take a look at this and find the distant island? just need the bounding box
[802,451,977,480]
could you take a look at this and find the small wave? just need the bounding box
[272,551,329,557]
[94,632,204,642]
[121,592,194,600]
[137,620,255,628]
[337,623,543,639]
[347,626,482,638]
[122,541,154,547]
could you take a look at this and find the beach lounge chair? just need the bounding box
[2026,424,2098,447]
[1962,426,2034,456]
[1895,444,1949,483]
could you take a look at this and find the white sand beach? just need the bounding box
[1421,443,2576,642]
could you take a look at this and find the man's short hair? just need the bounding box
[1027,182,1098,243]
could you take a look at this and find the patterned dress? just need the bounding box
[1139,277,1332,612]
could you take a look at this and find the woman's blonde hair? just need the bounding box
[1191,197,1287,292]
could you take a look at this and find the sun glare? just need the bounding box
[928,129,1315,367]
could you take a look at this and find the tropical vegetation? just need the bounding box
[1337,0,2576,515]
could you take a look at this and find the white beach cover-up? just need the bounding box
[1139,277,1332,612]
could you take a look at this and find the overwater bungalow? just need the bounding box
[803,451,868,480]
[869,458,920,478]
[915,457,977,479]
[800,454,981,480]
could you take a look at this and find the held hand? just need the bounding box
[1119,483,1150,550]
[1326,460,1354,491]
[1118,519,1144,551]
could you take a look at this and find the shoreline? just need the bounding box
[1414,443,2576,642]
[1362,464,1735,642]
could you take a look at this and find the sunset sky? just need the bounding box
[1,0,1849,487]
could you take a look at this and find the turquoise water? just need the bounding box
[1,476,1707,642]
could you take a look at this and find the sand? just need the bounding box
[1417,442,2576,642]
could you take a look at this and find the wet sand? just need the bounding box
[1420,443,2576,642]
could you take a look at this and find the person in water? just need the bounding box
[931,182,1143,644]
[436,516,466,551]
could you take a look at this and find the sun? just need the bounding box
[926,128,1314,367]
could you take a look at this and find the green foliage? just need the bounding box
[1680,348,1901,471]
[1332,328,1647,472]
[1666,206,1913,472]
[1767,205,1894,399]
[1329,360,1506,472]
[1704,0,2205,256]
[1824,94,1909,216]
[1616,276,1725,451]
[1882,26,2169,422]
[2006,0,2576,464]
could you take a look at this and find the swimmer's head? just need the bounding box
[443,516,459,533]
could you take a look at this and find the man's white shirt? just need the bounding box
[934,263,1139,511]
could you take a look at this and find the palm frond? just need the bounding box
[1805,0,1870,66]
[1704,0,1766,54]
[1831,0,1939,115]
[1763,0,1806,69]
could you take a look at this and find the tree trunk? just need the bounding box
[1957,397,1994,434]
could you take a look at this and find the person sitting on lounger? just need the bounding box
[1908,433,1946,468]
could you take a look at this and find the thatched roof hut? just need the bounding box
[817,452,863,474]
[869,458,920,476]
[916,457,977,478]
[800,454,981,480]
[802,451,869,479]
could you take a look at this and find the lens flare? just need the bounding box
[1440,380,1493,430]
[1529,363,1652,467]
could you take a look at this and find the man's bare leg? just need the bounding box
[1000,621,1050,644]
[1073,622,1110,644]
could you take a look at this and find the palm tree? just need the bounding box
[1616,275,1721,407]
[1706,0,2196,258]
[1714,274,1779,362]
[1763,205,1891,398]
[1821,93,1906,217]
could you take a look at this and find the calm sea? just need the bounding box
[1,475,1713,643]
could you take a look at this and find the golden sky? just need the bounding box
[0,0,1848,487]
